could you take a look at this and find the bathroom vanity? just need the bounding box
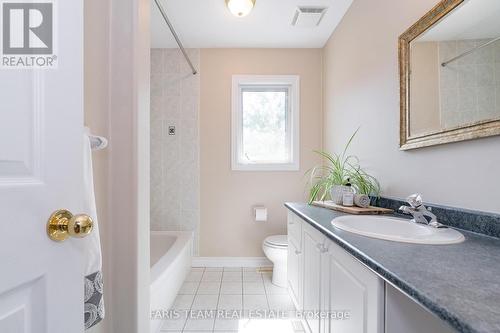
[289,212,385,333]
[285,203,500,333]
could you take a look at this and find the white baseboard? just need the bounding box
[191,257,272,268]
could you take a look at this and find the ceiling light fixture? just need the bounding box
[226,0,255,18]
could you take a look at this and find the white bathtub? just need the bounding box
[150,231,192,333]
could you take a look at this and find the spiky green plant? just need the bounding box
[306,129,358,204]
[306,129,380,204]
[348,165,380,196]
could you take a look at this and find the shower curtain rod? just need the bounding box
[441,36,500,67]
[154,0,198,75]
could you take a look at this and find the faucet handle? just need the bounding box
[406,193,423,208]
[398,205,411,214]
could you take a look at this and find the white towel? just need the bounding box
[354,194,371,208]
[81,129,105,329]
[82,129,102,275]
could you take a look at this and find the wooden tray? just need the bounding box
[312,201,393,215]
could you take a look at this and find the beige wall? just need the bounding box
[200,49,323,257]
[84,0,110,332]
[410,42,441,135]
[323,0,500,214]
[86,0,151,329]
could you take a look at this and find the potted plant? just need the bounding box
[307,129,380,205]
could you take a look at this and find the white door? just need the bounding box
[0,0,86,332]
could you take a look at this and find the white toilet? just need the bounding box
[262,235,288,288]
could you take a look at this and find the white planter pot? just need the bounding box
[330,185,352,205]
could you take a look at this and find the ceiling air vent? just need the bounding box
[291,7,328,27]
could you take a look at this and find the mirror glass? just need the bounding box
[408,0,500,138]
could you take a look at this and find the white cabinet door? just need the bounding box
[302,224,325,333]
[287,211,303,309]
[0,1,86,332]
[385,285,455,333]
[288,239,302,309]
[322,240,384,333]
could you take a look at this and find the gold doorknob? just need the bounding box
[47,209,94,242]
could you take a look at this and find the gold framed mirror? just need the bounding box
[399,0,500,150]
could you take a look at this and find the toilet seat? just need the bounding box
[263,235,288,249]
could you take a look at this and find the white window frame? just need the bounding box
[231,75,300,171]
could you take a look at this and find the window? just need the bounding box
[232,75,300,171]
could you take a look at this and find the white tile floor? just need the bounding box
[156,267,305,333]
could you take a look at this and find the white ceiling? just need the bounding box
[418,0,500,42]
[151,0,353,49]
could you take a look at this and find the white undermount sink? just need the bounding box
[331,215,465,245]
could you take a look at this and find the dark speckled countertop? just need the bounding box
[285,202,500,333]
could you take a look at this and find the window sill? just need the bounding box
[231,162,300,172]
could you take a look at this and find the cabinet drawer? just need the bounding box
[287,211,302,249]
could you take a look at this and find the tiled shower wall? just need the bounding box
[150,48,200,255]
[439,39,500,128]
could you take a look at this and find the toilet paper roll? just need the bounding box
[255,207,267,222]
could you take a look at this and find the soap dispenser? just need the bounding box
[342,182,355,207]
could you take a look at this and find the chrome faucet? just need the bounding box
[399,194,446,228]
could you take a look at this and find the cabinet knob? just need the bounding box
[295,250,302,255]
[316,243,329,253]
